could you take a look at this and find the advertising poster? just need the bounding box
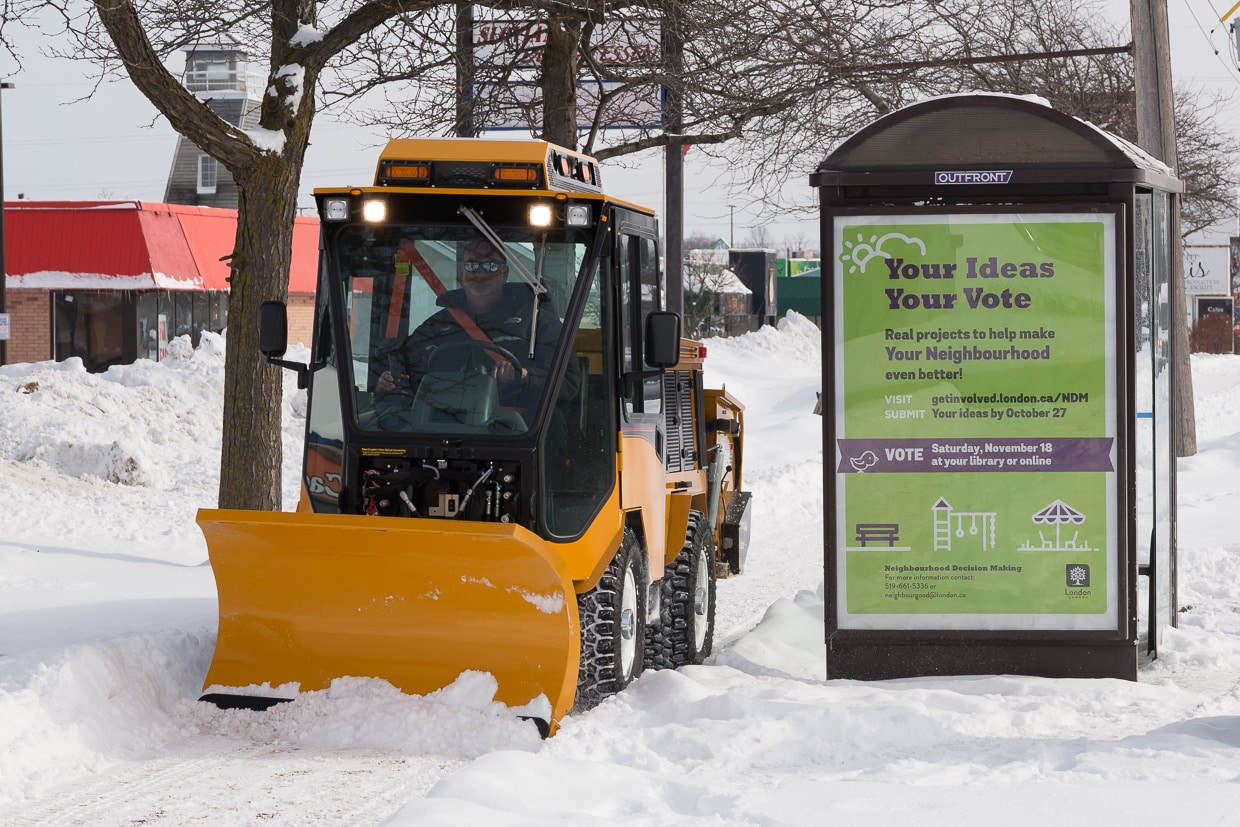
[1184,244,1228,295]
[833,213,1117,631]
[786,258,821,277]
[1231,237,1240,334]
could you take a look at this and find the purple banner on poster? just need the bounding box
[837,437,1114,474]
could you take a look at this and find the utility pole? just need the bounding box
[0,81,12,367]
[662,4,684,315]
[1132,0,1196,456]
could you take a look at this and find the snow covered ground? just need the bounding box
[3,315,1240,826]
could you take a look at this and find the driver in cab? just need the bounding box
[376,237,564,412]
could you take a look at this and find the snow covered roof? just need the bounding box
[683,265,752,295]
[3,200,318,292]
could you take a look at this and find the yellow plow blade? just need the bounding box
[197,509,580,735]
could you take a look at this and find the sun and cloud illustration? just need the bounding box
[839,231,927,274]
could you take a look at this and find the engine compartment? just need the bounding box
[356,455,525,523]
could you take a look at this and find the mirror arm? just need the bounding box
[266,356,311,390]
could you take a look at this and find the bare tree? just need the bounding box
[336,2,667,150]
[336,0,1234,230]
[923,0,1237,241]
[1,1,450,511]
[684,232,719,249]
[344,0,931,156]
[782,231,816,258]
[1173,85,1240,239]
[740,224,772,249]
[682,250,745,338]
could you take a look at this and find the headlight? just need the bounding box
[529,203,553,227]
[565,203,591,227]
[362,199,387,222]
[322,198,350,222]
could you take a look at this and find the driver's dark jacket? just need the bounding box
[388,283,576,411]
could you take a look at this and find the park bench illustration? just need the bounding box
[854,522,901,547]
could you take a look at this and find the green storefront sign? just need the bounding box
[833,213,1118,630]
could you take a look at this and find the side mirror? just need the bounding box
[258,300,310,389]
[258,301,289,358]
[645,311,681,369]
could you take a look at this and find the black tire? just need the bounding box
[646,511,717,670]
[574,529,647,711]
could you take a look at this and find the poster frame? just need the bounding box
[823,202,1136,678]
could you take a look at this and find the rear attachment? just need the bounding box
[197,509,580,735]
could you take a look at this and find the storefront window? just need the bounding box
[53,291,133,372]
[193,293,209,345]
[209,292,228,332]
[137,292,172,361]
[137,293,161,361]
[174,293,194,341]
[56,289,229,369]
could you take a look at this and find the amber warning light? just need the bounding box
[380,161,431,184]
[492,165,540,185]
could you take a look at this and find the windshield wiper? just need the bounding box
[458,205,547,359]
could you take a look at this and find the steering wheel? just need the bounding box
[426,340,523,378]
[374,340,530,434]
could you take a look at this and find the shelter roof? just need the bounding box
[815,92,1181,192]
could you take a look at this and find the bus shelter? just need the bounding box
[811,93,1180,681]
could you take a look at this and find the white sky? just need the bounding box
[3,1,1238,249]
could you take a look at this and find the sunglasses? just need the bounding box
[461,260,505,273]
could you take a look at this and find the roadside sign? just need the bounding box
[1185,245,1228,295]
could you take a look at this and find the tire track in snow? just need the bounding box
[3,742,453,827]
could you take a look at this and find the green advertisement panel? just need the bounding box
[833,213,1118,631]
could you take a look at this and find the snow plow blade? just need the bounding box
[197,509,580,736]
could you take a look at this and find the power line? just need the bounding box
[837,44,1132,75]
[1187,0,1240,78]
[6,132,172,148]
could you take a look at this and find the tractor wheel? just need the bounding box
[646,511,717,670]
[574,528,647,711]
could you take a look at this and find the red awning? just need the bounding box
[3,201,318,293]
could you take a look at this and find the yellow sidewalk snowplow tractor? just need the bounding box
[198,138,751,735]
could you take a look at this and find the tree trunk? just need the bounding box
[540,15,581,149]
[217,154,299,511]
[455,3,476,137]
